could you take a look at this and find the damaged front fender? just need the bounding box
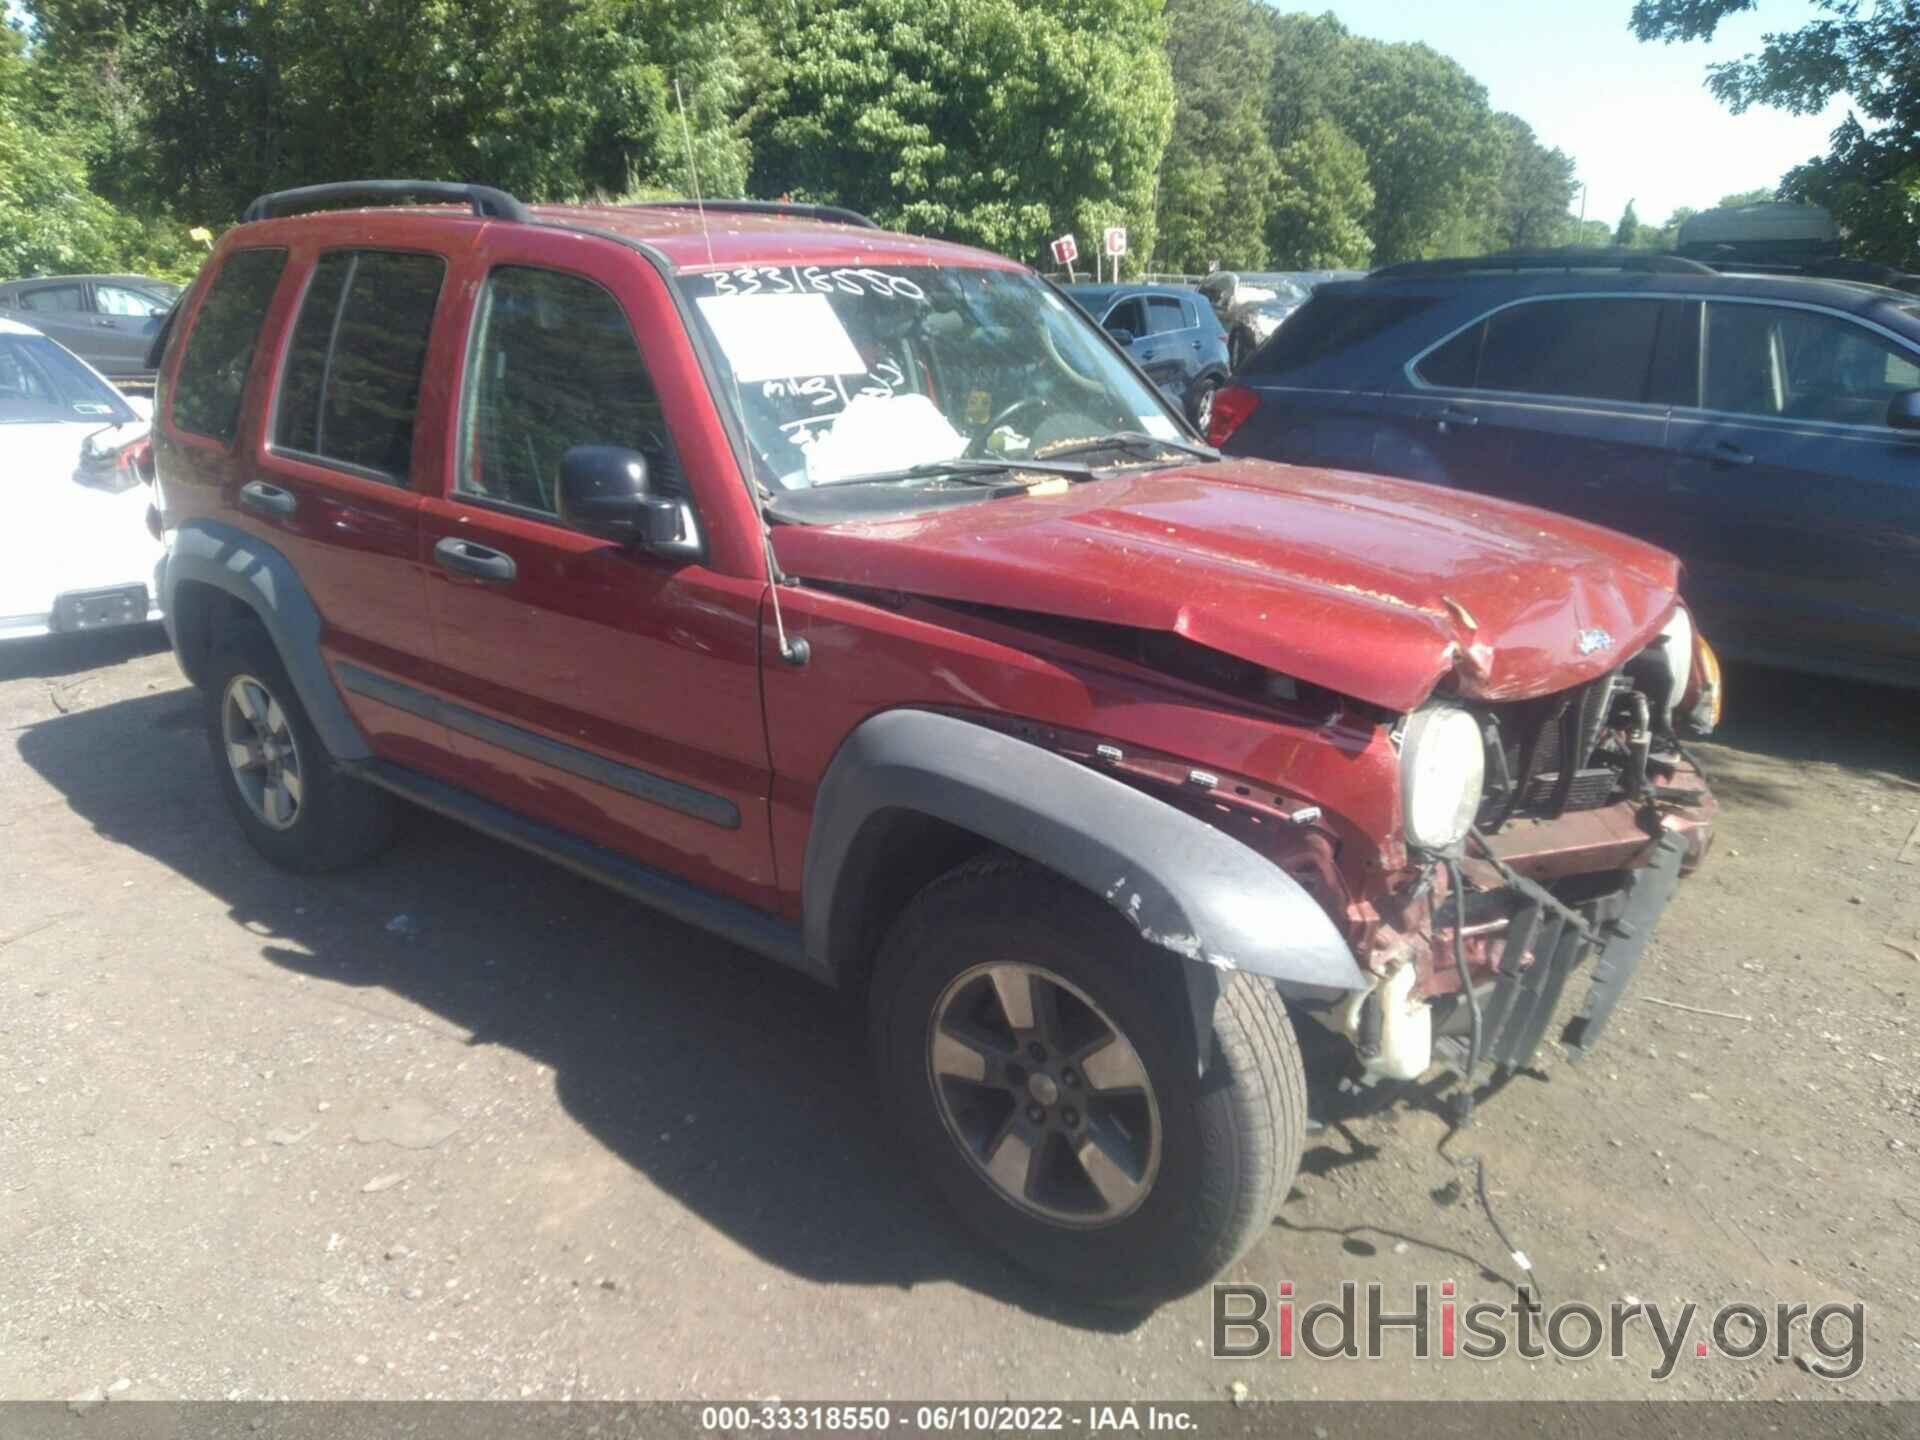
[803,708,1366,995]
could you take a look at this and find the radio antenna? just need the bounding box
[675,77,808,666]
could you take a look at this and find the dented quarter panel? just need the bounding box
[771,459,1682,713]
[763,582,1406,924]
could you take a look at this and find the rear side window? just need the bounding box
[20,284,85,313]
[174,248,288,444]
[1246,292,1437,379]
[457,266,682,515]
[1421,298,1664,404]
[1147,296,1187,335]
[272,250,445,480]
[1481,299,1661,401]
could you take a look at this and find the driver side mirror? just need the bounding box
[558,446,685,547]
[1887,389,1920,432]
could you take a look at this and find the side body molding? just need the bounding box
[158,518,371,761]
[803,709,1366,993]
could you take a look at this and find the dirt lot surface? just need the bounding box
[2,627,1916,1404]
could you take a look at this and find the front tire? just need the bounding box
[870,858,1306,1305]
[204,623,395,872]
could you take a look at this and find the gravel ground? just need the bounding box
[1,627,1915,1403]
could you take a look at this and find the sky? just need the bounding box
[1315,1,1853,230]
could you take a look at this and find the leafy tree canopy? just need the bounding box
[1155,0,1278,272]
[1631,1,1920,266]
[751,0,1174,267]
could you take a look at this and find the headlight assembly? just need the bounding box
[1399,704,1485,850]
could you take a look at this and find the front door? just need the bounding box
[1665,300,1920,676]
[416,240,777,909]
[89,281,175,375]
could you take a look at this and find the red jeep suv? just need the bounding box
[148,181,1719,1304]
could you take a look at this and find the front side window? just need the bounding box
[1704,303,1920,426]
[272,250,444,479]
[678,263,1181,506]
[95,284,173,318]
[1104,297,1148,338]
[1419,298,1664,404]
[458,266,680,515]
[174,248,288,444]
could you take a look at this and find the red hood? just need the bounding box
[772,460,1682,712]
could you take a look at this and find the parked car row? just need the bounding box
[0,273,182,389]
[1209,249,1920,691]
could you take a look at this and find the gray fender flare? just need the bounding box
[159,518,371,761]
[802,709,1366,994]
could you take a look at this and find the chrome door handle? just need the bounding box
[238,480,296,518]
[433,536,516,583]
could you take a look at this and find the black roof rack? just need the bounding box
[1369,248,1716,280]
[625,198,881,231]
[242,180,531,224]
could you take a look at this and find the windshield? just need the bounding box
[677,264,1186,497]
[0,332,135,425]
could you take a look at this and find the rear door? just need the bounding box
[246,247,446,768]
[414,234,777,910]
[1665,299,1920,676]
[13,282,98,361]
[1391,295,1676,543]
[1144,294,1198,401]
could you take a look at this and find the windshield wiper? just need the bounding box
[811,456,1100,489]
[1038,430,1221,465]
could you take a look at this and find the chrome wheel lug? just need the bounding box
[1027,1042,1046,1062]
[1026,1104,1045,1125]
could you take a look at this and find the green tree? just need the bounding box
[1263,14,1499,263]
[1614,199,1642,247]
[1154,0,1277,272]
[1630,1,1920,265]
[1266,117,1372,267]
[21,0,732,220]
[750,0,1175,265]
[0,25,126,273]
[1486,113,1577,250]
[1715,187,1777,209]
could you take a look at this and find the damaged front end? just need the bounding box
[1341,611,1719,1091]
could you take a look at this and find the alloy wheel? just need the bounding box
[927,961,1162,1226]
[221,673,305,831]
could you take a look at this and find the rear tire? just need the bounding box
[1190,377,1219,434]
[870,857,1306,1305]
[204,623,395,872]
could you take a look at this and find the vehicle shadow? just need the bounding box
[1702,662,1920,797]
[14,688,1142,1332]
[0,625,169,683]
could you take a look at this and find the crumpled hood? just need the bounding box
[772,459,1682,712]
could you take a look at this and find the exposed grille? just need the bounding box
[1477,671,1631,829]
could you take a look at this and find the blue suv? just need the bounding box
[1210,252,1920,690]
[1065,284,1231,432]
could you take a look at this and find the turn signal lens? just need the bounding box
[1206,384,1259,448]
[1681,629,1724,736]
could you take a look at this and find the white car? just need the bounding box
[0,317,165,640]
